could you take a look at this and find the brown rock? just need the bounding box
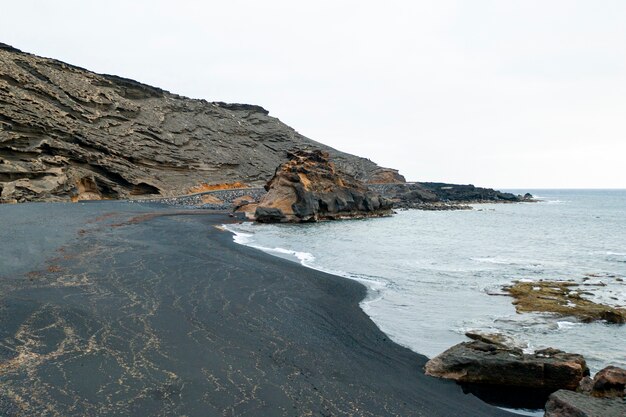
[254,150,393,223]
[200,194,224,205]
[591,366,626,398]
[188,182,248,194]
[232,195,256,207]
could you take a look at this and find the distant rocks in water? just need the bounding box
[418,182,534,203]
[424,332,589,409]
[252,150,393,223]
[503,280,626,324]
[368,182,469,210]
[368,182,533,210]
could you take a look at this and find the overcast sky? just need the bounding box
[2,1,625,188]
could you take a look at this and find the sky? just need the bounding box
[2,0,625,188]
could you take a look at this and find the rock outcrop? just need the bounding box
[419,182,533,202]
[504,280,626,324]
[0,43,402,203]
[424,333,589,408]
[252,150,392,222]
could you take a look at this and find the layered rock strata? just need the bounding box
[0,43,402,203]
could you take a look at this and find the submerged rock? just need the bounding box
[254,150,393,222]
[424,336,589,409]
[504,280,626,324]
[545,389,626,417]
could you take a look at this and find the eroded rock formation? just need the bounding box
[0,43,403,203]
[252,150,393,222]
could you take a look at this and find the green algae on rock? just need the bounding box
[504,280,626,324]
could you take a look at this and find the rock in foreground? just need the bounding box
[424,334,589,409]
[578,366,626,399]
[253,150,393,222]
[545,389,626,417]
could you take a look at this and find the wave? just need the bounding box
[222,224,390,299]
[223,225,315,265]
[470,257,542,267]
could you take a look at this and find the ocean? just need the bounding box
[225,189,626,374]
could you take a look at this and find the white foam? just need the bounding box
[222,224,389,298]
[471,257,512,265]
[259,245,316,265]
[556,321,581,330]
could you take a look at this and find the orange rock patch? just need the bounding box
[188,182,248,194]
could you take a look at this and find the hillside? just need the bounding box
[0,43,403,203]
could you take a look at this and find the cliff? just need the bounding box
[0,43,404,203]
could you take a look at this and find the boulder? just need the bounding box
[254,150,393,222]
[424,336,589,409]
[545,389,626,417]
[588,366,626,398]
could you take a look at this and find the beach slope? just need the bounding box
[0,203,512,416]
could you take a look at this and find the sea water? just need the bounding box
[226,190,626,374]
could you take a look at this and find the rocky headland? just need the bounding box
[0,43,532,212]
[0,43,402,203]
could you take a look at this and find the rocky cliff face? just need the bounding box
[0,43,404,203]
[253,150,393,222]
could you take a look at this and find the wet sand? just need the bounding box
[0,203,513,416]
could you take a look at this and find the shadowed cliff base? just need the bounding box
[0,202,513,416]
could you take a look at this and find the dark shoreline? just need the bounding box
[0,203,513,416]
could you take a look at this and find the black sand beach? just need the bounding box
[0,203,513,416]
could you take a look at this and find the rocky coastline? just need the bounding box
[424,331,626,415]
